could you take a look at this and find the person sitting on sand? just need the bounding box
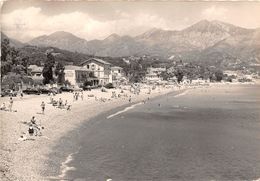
[52,100,58,107]
[0,103,7,111]
[30,116,42,136]
[31,116,37,124]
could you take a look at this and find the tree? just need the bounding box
[160,71,172,81]
[1,38,10,62]
[54,62,65,85]
[42,52,55,84]
[175,69,184,83]
[1,38,22,79]
[215,70,224,82]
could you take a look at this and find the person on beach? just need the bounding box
[58,98,63,108]
[20,91,23,99]
[49,96,54,104]
[73,92,76,101]
[0,103,7,111]
[41,101,45,114]
[76,92,79,101]
[28,124,34,136]
[30,116,42,136]
[9,97,13,112]
[67,105,71,111]
[64,100,68,106]
[50,92,54,102]
[31,116,37,124]
[81,92,84,100]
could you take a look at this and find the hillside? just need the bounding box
[1,33,25,48]
[2,19,260,69]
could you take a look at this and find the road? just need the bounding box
[65,84,260,181]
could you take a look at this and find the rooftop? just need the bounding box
[111,66,123,70]
[65,65,90,71]
[28,65,43,72]
[80,58,111,66]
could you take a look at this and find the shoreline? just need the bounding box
[44,89,187,180]
[1,82,258,181]
[0,85,183,181]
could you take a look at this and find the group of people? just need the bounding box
[73,91,83,101]
[0,97,14,112]
[49,96,71,110]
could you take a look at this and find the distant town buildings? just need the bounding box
[145,67,166,83]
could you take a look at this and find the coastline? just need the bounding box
[1,82,258,181]
[44,88,187,180]
[0,85,181,181]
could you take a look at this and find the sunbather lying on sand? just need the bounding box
[0,103,7,111]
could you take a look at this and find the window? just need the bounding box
[118,70,121,73]
[87,65,90,69]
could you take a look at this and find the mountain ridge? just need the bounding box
[2,19,260,65]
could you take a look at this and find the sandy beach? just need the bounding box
[0,85,184,181]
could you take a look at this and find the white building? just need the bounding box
[80,58,112,85]
[28,65,44,83]
[28,65,43,78]
[64,65,97,86]
[111,66,127,86]
[145,67,166,83]
[111,66,123,79]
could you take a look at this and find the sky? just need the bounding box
[1,0,260,42]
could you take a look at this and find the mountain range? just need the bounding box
[2,20,260,65]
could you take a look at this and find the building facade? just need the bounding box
[28,65,44,84]
[64,65,97,86]
[80,58,112,85]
